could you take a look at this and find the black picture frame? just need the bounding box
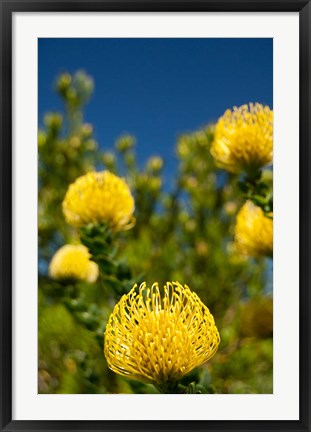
[1,1,310,431]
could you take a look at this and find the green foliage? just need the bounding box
[238,169,273,216]
[38,71,99,267]
[39,71,273,394]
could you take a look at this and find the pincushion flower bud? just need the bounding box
[235,201,273,257]
[116,135,135,152]
[211,103,273,174]
[62,171,135,231]
[146,157,163,172]
[81,123,93,138]
[49,244,99,283]
[104,282,220,392]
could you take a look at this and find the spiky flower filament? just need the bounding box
[211,103,273,174]
[49,244,99,283]
[235,201,273,257]
[104,282,220,389]
[62,171,135,231]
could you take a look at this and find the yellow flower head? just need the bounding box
[235,201,273,257]
[49,244,99,283]
[211,103,273,173]
[104,281,220,389]
[62,171,135,231]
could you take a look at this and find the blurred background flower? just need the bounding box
[49,244,99,283]
[211,103,273,174]
[235,201,273,257]
[104,282,220,393]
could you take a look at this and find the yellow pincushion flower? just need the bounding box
[49,244,99,283]
[104,281,220,391]
[62,171,135,231]
[211,103,273,173]
[235,201,273,257]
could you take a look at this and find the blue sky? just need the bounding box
[39,38,273,177]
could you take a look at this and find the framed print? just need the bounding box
[1,1,310,431]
